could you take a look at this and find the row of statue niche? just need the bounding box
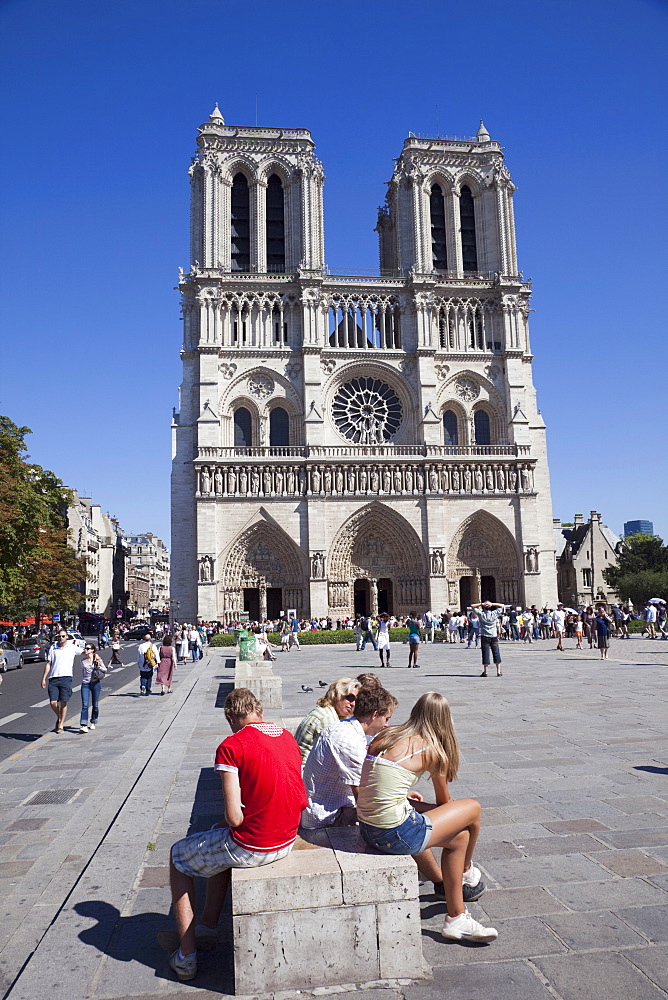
[197,463,534,496]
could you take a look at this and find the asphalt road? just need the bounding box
[0,640,143,763]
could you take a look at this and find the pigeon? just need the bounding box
[318,680,328,688]
[301,685,314,693]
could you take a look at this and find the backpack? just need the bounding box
[143,644,158,668]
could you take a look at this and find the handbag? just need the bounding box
[90,656,106,683]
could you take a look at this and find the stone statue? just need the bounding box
[263,468,272,494]
[200,467,211,494]
[299,467,307,493]
[311,552,324,578]
[521,467,531,492]
[452,469,460,491]
[382,467,391,493]
[370,467,379,492]
[464,468,472,492]
[287,467,295,493]
[496,466,505,491]
[214,468,223,494]
[240,468,248,494]
[312,467,321,493]
[199,556,213,582]
[486,468,494,491]
[335,468,344,493]
[441,468,450,491]
[359,467,368,491]
[405,467,413,492]
[474,468,483,491]
[416,467,424,492]
[275,467,284,494]
[393,468,402,493]
[251,469,260,494]
[347,468,356,492]
[227,468,236,494]
[509,468,517,491]
[324,467,332,493]
[429,468,438,492]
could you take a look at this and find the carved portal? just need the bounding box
[447,511,523,608]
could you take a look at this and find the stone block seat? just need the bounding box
[230,825,428,994]
[234,658,282,709]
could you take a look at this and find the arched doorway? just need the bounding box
[328,503,429,617]
[220,515,307,621]
[447,511,522,610]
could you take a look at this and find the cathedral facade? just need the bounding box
[171,108,557,622]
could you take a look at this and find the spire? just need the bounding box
[476,119,490,142]
[209,103,225,124]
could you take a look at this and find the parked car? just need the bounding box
[67,630,86,650]
[0,641,24,671]
[121,626,154,641]
[16,636,50,662]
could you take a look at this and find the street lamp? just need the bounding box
[169,599,181,634]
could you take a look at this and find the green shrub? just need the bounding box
[209,633,236,647]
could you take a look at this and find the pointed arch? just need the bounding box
[447,510,522,607]
[328,503,429,615]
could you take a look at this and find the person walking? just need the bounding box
[79,642,107,732]
[470,601,504,677]
[643,603,657,639]
[360,614,378,651]
[583,607,597,649]
[137,632,160,696]
[466,613,480,648]
[188,626,202,661]
[376,613,392,667]
[574,616,584,649]
[280,619,291,652]
[422,610,435,643]
[552,604,566,651]
[109,634,124,667]
[406,614,422,668]
[157,634,178,694]
[41,628,79,733]
[177,627,189,663]
[288,616,301,650]
[595,609,612,660]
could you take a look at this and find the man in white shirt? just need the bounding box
[301,687,395,829]
[552,605,566,651]
[41,628,79,733]
[644,604,657,639]
[422,610,435,643]
[137,632,161,695]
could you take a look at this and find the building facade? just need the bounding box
[554,512,621,608]
[624,520,653,538]
[67,492,129,618]
[171,109,557,622]
[126,534,171,613]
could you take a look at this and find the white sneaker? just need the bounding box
[462,863,482,886]
[442,910,498,943]
[79,725,88,733]
[88,723,96,730]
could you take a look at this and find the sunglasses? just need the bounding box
[343,694,356,702]
[84,646,94,650]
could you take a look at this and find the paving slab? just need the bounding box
[533,950,667,1000]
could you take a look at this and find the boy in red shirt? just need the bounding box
[164,688,307,981]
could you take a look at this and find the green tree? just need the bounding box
[0,416,85,621]
[603,533,668,608]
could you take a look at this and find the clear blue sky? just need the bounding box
[1,0,666,546]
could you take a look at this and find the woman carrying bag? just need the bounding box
[109,636,123,667]
[79,642,107,733]
[157,634,178,694]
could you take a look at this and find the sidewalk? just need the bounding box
[0,638,666,1000]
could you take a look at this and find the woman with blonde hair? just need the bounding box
[294,677,361,764]
[357,691,498,944]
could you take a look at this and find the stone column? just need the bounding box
[370,578,378,616]
[472,569,481,605]
[259,578,267,621]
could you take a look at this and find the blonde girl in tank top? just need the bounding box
[357,691,498,944]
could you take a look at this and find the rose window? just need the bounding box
[332,378,402,444]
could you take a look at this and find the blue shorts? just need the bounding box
[48,677,73,703]
[359,808,432,855]
[408,634,421,644]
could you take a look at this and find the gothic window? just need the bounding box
[460,185,478,272]
[266,174,285,272]
[474,409,491,445]
[468,306,484,349]
[332,378,402,444]
[269,406,290,447]
[430,184,447,271]
[231,173,250,272]
[234,407,252,447]
[443,410,458,447]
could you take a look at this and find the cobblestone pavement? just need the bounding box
[0,636,666,1000]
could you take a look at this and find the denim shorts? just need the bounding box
[48,677,73,703]
[359,809,432,855]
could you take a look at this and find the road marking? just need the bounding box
[73,685,81,692]
[31,699,51,708]
[0,713,26,727]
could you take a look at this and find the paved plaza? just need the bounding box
[0,636,666,1000]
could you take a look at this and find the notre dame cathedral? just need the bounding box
[170,106,557,622]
